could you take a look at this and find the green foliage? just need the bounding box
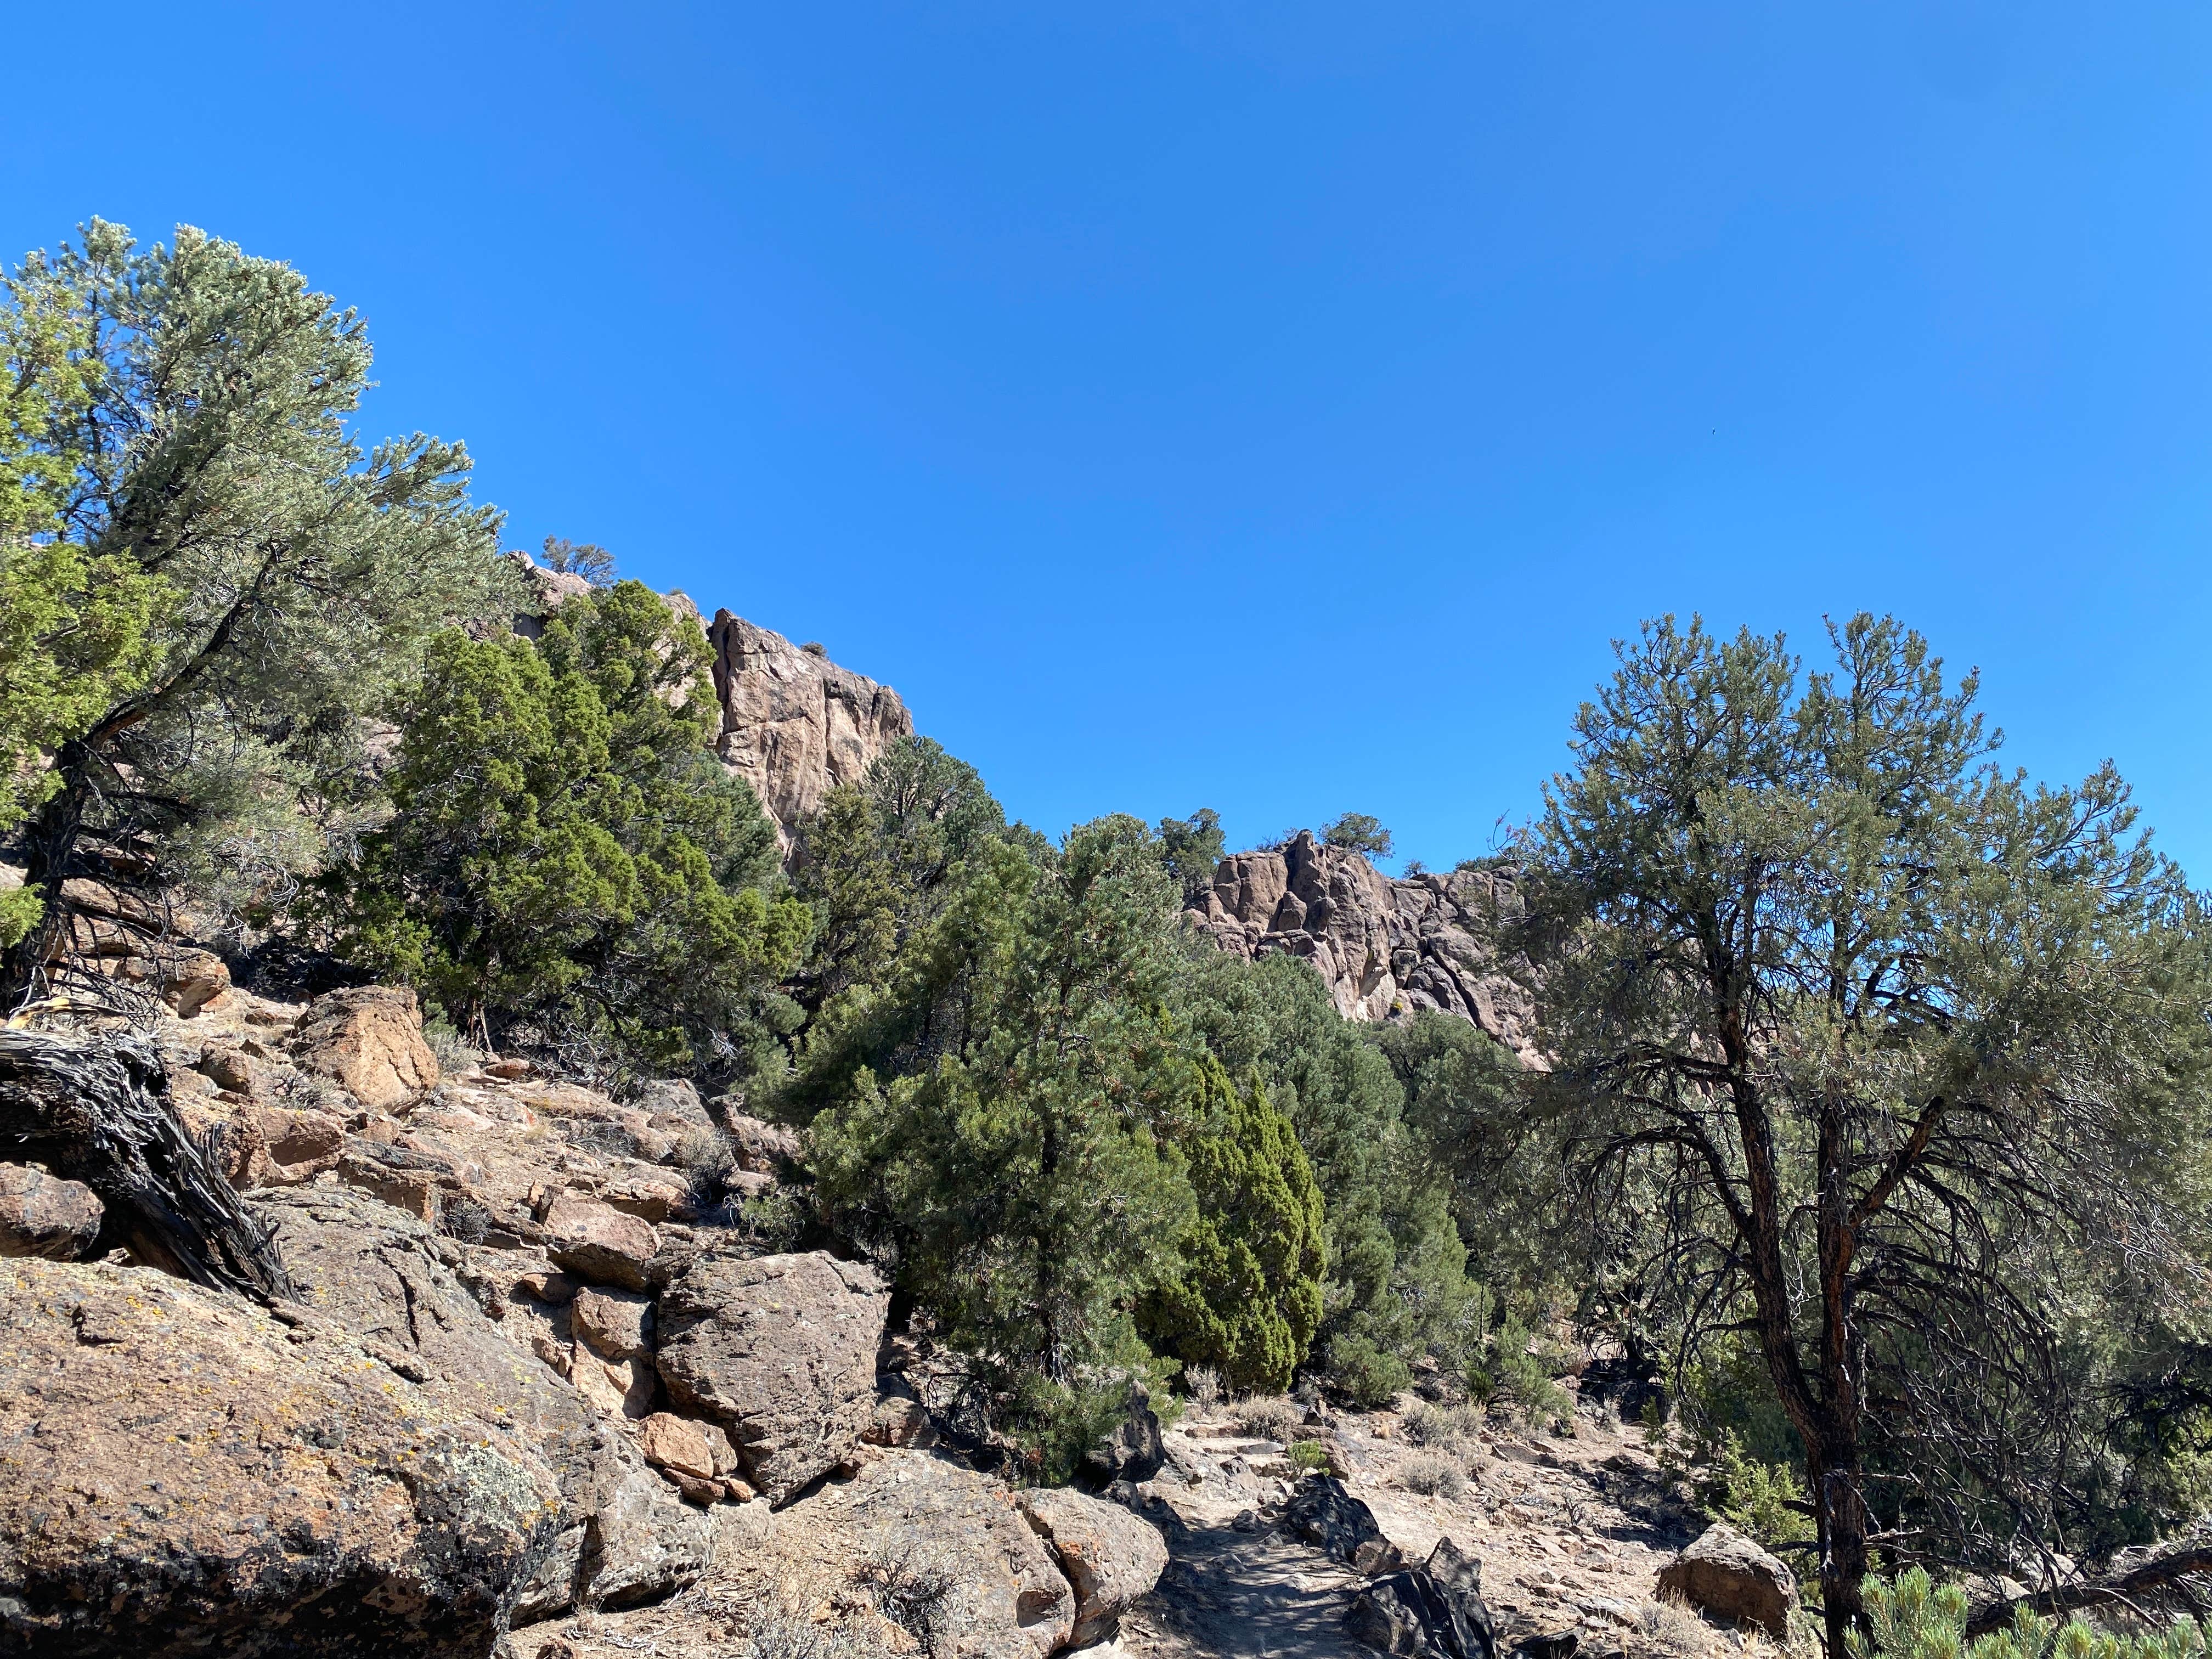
[0,247,165,945]
[1139,1059,1325,1393]
[1289,1438,1332,1473]
[1322,1332,1412,1408]
[1,220,516,986]
[1848,1570,2212,1659]
[1156,808,1225,902]
[1482,1316,1570,1424]
[805,814,1201,1385]
[328,583,805,1075]
[540,534,615,586]
[1321,812,1393,859]
[1531,612,2212,1638]
[1177,946,1487,1376]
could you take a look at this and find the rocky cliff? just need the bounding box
[705,611,912,856]
[510,558,913,857]
[1184,831,1543,1068]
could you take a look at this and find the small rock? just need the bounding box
[866,1393,936,1448]
[0,1164,103,1260]
[637,1412,719,1480]
[1082,1380,1166,1485]
[1656,1522,1797,1637]
[484,1057,533,1080]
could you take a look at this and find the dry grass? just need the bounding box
[1397,1451,1468,1500]
[1234,1395,1307,1443]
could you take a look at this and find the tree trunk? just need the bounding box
[1820,1447,1871,1659]
[0,1028,291,1301]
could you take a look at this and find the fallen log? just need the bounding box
[0,1028,291,1301]
[1966,1543,2212,1634]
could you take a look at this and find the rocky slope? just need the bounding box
[0,983,1165,1657]
[1183,831,1544,1065]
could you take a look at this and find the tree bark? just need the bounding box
[0,1028,291,1301]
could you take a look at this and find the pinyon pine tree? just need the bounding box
[1528,614,2212,1658]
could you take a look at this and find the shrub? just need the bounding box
[1235,1394,1307,1443]
[1405,1400,1482,1457]
[1324,1334,1412,1408]
[1289,1439,1332,1473]
[1397,1451,1466,1500]
[1184,1364,1223,1410]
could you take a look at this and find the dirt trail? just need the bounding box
[1110,1400,1743,1659]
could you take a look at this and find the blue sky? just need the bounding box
[5,4,2209,875]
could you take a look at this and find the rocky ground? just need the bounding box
[0,968,1798,1658]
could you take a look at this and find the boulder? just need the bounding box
[723,1110,803,1173]
[1081,1379,1165,1484]
[1284,1474,1397,1572]
[1020,1487,1171,1646]
[541,1189,658,1290]
[1345,1537,1497,1659]
[0,1256,558,1657]
[0,1163,101,1260]
[573,1285,654,1359]
[1657,1522,1797,1637]
[288,985,439,1109]
[654,1250,889,1505]
[257,1187,710,1621]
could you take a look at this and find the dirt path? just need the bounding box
[1109,1400,1745,1659]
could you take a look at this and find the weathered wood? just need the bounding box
[0,1029,291,1301]
[1966,1545,2212,1634]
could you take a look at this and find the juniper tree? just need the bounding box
[1527,615,2212,1657]
[328,582,806,1076]
[0,221,514,996]
[1140,1057,1326,1392]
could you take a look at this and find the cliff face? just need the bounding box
[509,560,912,857]
[1184,831,1543,1067]
[706,610,913,855]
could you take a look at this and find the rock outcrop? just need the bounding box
[1657,1521,1797,1636]
[0,1256,559,1658]
[654,1250,890,1505]
[707,610,913,854]
[1347,1536,1499,1659]
[1184,831,1543,1064]
[508,556,913,857]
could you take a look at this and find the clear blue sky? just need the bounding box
[6,5,2209,876]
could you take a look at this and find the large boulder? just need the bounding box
[287,985,439,1109]
[1284,1474,1397,1572]
[0,1163,101,1259]
[1346,1537,1498,1659]
[0,1256,558,1657]
[1657,1522,1797,1637]
[257,1187,712,1621]
[1020,1487,1170,1646]
[654,1250,889,1505]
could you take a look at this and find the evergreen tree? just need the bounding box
[1528,614,2212,1657]
[0,250,162,945]
[329,583,806,1075]
[806,815,1203,1393]
[1140,1058,1325,1392]
[0,221,514,994]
